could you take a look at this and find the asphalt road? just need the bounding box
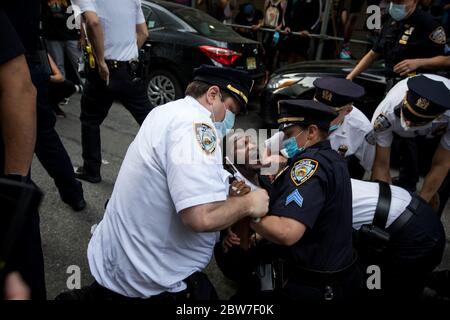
[31,93,450,299]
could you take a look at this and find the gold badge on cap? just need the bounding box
[322,90,333,102]
[416,98,430,110]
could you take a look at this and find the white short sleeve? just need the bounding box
[136,0,146,24]
[71,0,96,13]
[440,130,450,150]
[166,121,227,213]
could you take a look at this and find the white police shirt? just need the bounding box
[351,179,412,230]
[72,0,145,61]
[87,96,230,298]
[371,74,450,150]
[329,107,375,171]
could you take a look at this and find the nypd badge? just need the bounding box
[291,159,318,186]
[373,114,391,132]
[430,26,446,45]
[194,123,217,154]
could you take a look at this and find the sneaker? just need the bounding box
[59,98,70,106]
[339,48,352,60]
[74,166,101,183]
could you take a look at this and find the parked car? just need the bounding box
[260,60,387,127]
[141,0,265,107]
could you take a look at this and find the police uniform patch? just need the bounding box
[194,123,217,154]
[290,159,318,186]
[373,114,391,132]
[365,130,376,145]
[338,145,349,157]
[285,189,303,208]
[430,26,446,45]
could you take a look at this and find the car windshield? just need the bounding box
[171,6,234,37]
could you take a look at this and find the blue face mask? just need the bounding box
[328,123,341,133]
[389,2,408,21]
[214,109,235,138]
[280,131,306,158]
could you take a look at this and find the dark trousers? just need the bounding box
[80,64,153,176]
[55,272,218,301]
[48,79,76,107]
[6,205,46,300]
[357,196,446,300]
[30,62,83,204]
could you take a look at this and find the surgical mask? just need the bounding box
[213,92,235,138]
[328,123,341,133]
[214,109,235,138]
[389,2,408,21]
[280,131,307,158]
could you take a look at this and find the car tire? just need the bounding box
[146,69,183,107]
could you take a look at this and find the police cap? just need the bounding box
[278,99,338,130]
[403,75,450,123]
[193,65,254,109]
[313,77,365,109]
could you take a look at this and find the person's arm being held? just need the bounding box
[371,145,392,183]
[420,145,450,202]
[0,55,36,176]
[250,215,306,246]
[180,189,269,233]
[346,50,380,80]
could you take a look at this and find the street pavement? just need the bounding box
[31,93,450,299]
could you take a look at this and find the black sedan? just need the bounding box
[260,60,387,127]
[141,0,265,106]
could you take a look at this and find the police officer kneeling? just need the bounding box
[249,100,360,302]
[352,179,446,300]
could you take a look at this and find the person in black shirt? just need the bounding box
[0,8,45,300]
[4,0,86,212]
[41,0,82,80]
[249,100,360,302]
[347,0,447,83]
[234,3,264,41]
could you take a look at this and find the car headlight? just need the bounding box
[266,74,303,90]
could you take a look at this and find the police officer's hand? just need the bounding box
[246,188,269,218]
[394,59,422,77]
[98,59,110,85]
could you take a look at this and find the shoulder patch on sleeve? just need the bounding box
[373,114,391,132]
[290,158,318,186]
[194,123,217,154]
[365,130,376,145]
[430,26,446,45]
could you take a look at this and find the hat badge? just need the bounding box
[322,90,333,102]
[416,98,430,110]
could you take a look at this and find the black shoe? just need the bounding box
[74,166,101,183]
[69,197,87,211]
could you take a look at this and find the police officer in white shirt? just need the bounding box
[351,178,445,300]
[57,65,269,300]
[371,74,450,215]
[263,77,375,179]
[313,77,375,179]
[71,0,153,183]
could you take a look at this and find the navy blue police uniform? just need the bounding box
[258,100,361,302]
[374,8,446,84]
